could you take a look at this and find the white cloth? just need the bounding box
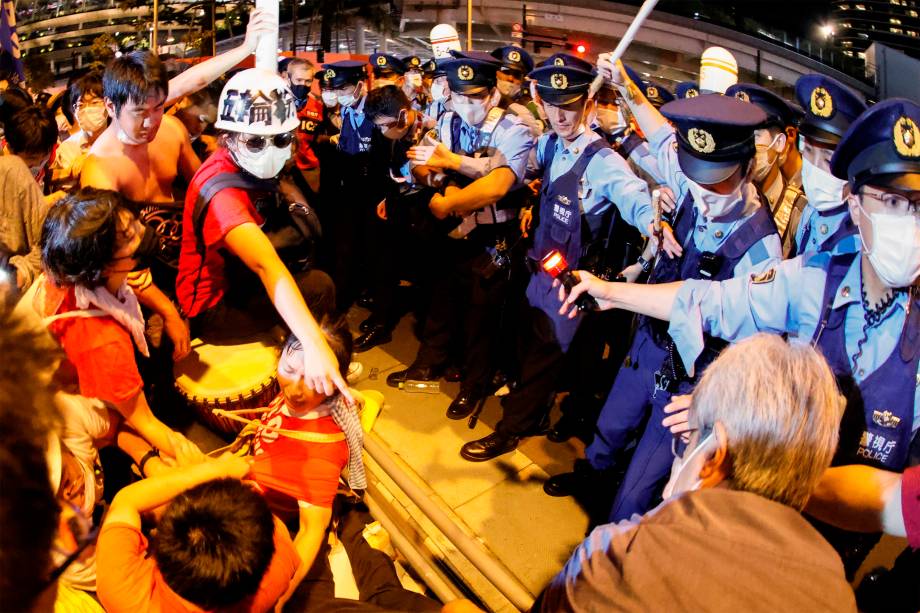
[73,282,149,357]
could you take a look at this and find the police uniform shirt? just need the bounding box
[668,252,919,432]
[793,202,860,255]
[434,110,534,184]
[646,124,783,275]
[424,98,448,123]
[590,122,666,187]
[339,95,371,154]
[529,128,654,232]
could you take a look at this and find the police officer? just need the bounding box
[544,58,783,521]
[369,53,406,89]
[387,51,534,404]
[490,45,542,135]
[400,54,427,112]
[423,58,451,124]
[789,74,867,257]
[558,97,920,572]
[641,81,674,109]
[320,59,384,310]
[726,83,805,240]
[458,60,655,461]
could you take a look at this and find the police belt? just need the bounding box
[448,207,517,239]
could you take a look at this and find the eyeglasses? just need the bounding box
[861,185,920,218]
[239,132,295,153]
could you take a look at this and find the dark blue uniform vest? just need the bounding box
[644,194,778,380]
[338,103,375,156]
[797,202,857,256]
[525,134,612,350]
[811,252,919,470]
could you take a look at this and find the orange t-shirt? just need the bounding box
[96,517,299,613]
[43,281,144,404]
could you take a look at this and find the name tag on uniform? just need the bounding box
[872,410,901,429]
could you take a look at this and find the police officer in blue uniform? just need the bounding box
[726,82,805,242]
[558,97,920,573]
[641,81,674,109]
[544,58,783,520]
[320,59,384,310]
[422,58,450,124]
[490,45,541,136]
[386,51,535,404]
[369,53,406,88]
[459,59,655,461]
[790,74,867,256]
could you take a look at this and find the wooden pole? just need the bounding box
[466,0,472,50]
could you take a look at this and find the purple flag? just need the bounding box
[0,0,24,83]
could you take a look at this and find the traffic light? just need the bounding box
[574,41,588,55]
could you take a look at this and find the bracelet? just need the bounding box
[637,255,652,273]
[137,448,160,478]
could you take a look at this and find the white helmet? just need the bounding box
[215,68,299,135]
[699,46,738,95]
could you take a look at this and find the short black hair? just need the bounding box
[5,105,58,157]
[364,85,411,122]
[41,189,135,288]
[154,478,276,610]
[283,315,353,381]
[69,70,104,109]
[0,86,33,127]
[103,51,169,114]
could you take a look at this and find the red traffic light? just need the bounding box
[574,42,588,55]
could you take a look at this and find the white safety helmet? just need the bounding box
[699,46,738,95]
[215,68,299,136]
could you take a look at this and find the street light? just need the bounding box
[819,23,835,38]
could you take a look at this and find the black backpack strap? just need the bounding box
[810,251,859,346]
[192,171,276,254]
[618,132,644,158]
[541,133,559,183]
[715,204,778,272]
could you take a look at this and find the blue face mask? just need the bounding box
[662,428,716,500]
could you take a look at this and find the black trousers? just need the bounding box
[284,503,440,612]
[414,224,513,392]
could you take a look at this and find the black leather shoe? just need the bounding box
[546,414,589,443]
[543,460,599,497]
[386,365,441,388]
[460,432,520,461]
[359,316,380,333]
[354,326,392,352]
[447,391,481,420]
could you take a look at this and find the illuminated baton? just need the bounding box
[541,250,598,312]
[254,0,280,72]
[588,0,660,98]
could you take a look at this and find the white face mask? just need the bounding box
[338,84,361,108]
[662,430,715,500]
[496,80,521,99]
[595,107,625,134]
[801,157,848,212]
[321,91,339,108]
[76,105,107,134]
[430,82,450,103]
[688,180,744,219]
[230,137,291,179]
[857,200,920,288]
[407,73,423,90]
[452,92,493,127]
[752,132,784,183]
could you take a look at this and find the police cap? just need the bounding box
[443,50,502,95]
[675,81,700,100]
[401,55,423,72]
[491,45,534,76]
[644,82,674,109]
[370,53,406,77]
[830,98,920,192]
[320,60,367,89]
[537,53,595,74]
[661,94,768,185]
[726,83,803,129]
[795,74,867,146]
[529,65,594,106]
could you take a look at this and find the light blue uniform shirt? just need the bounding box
[529,129,654,234]
[646,124,783,276]
[670,252,920,431]
[435,110,534,184]
[794,203,860,255]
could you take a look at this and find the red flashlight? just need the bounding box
[540,250,598,311]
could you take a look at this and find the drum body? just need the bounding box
[173,333,282,436]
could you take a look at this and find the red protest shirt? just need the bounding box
[250,395,348,517]
[175,148,264,318]
[293,97,323,171]
[42,280,144,404]
[96,516,299,613]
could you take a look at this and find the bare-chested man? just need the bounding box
[80,10,276,356]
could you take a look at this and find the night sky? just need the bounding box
[649,0,834,42]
